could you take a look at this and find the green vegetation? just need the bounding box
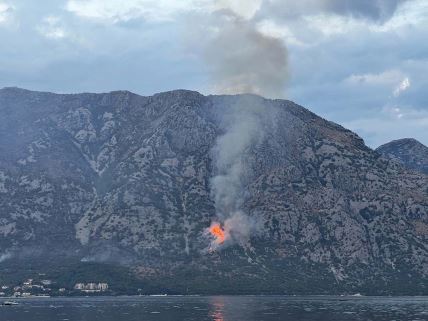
[1,253,428,296]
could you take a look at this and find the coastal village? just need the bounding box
[0,278,109,297]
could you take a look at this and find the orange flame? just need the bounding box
[209,223,225,244]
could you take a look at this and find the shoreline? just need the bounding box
[4,294,428,299]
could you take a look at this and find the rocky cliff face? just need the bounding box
[377,138,428,175]
[0,87,427,294]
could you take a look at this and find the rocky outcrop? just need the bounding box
[0,87,427,294]
[377,138,428,175]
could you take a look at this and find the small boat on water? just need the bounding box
[2,301,19,306]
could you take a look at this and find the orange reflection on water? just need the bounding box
[210,297,225,321]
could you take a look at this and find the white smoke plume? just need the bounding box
[211,102,264,214]
[209,97,276,249]
[199,1,286,249]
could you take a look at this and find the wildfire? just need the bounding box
[209,223,226,245]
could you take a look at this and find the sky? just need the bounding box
[0,0,427,147]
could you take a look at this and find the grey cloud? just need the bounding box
[259,0,410,22]
[0,1,200,95]
[327,0,410,21]
[286,18,428,147]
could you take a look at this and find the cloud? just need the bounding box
[66,0,211,23]
[0,0,426,148]
[344,70,411,98]
[258,0,410,23]
[393,77,411,97]
[63,0,409,25]
[37,16,67,39]
[346,70,405,86]
[65,0,264,24]
[376,0,428,31]
[214,0,262,19]
[323,0,410,21]
[344,106,428,147]
[0,1,14,24]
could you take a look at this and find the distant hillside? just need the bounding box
[377,138,428,175]
[0,87,427,295]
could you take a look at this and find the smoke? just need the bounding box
[196,2,286,249]
[80,242,136,265]
[202,4,288,98]
[0,251,12,263]
[223,211,256,243]
[209,96,274,249]
[211,101,264,212]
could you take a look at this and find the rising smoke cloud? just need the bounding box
[208,97,277,249]
[203,5,288,98]
[211,102,265,214]
[201,1,287,249]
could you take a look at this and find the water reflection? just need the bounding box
[2,296,428,321]
[210,297,225,321]
[209,296,261,321]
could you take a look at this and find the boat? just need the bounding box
[3,301,19,306]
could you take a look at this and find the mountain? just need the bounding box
[0,87,427,295]
[376,138,428,175]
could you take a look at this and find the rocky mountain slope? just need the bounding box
[0,87,427,295]
[377,138,428,175]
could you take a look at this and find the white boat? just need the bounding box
[3,301,19,306]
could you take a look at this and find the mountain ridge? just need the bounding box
[0,88,427,295]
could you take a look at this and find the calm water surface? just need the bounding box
[1,296,428,321]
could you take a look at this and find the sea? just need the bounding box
[1,296,428,321]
